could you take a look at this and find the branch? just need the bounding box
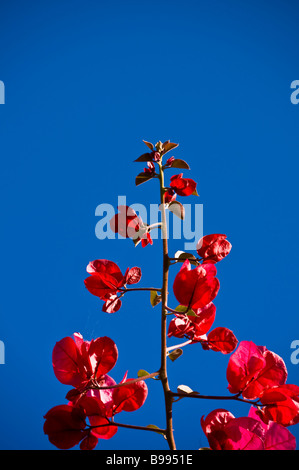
[148,222,162,231]
[166,340,192,353]
[121,287,162,293]
[170,391,263,407]
[89,421,167,435]
[158,161,176,450]
[168,257,201,265]
[92,372,159,390]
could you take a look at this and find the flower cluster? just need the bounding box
[110,205,153,247]
[44,333,148,450]
[201,407,296,450]
[169,173,197,197]
[200,340,298,449]
[168,233,236,354]
[129,140,198,248]
[196,234,232,264]
[227,341,299,427]
[84,259,142,313]
[168,302,238,355]
[173,260,220,310]
[44,138,299,451]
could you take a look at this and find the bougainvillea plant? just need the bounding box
[44,140,299,450]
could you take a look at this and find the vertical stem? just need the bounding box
[158,161,176,450]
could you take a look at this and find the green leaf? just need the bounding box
[174,305,197,317]
[146,424,160,430]
[174,305,188,313]
[135,172,155,186]
[167,348,183,362]
[169,158,190,169]
[150,290,162,307]
[137,369,150,378]
[146,425,167,438]
[173,251,198,266]
[186,310,197,317]
[168,201,185,220]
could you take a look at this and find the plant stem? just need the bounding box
[166,340,192,353]
[89,422,167,435]
[158,161,176,450]
[148,222,163,230]
[121,287,162,293]
[93,372,159,390]
[170,391,262,407]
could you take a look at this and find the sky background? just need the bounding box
[1,0,299,450]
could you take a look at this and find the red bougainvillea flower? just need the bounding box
[84,259,125,304]
[52,332,118,390]
[152,151,161,162]
[189,303,217,337]
[72,374,117,411]
[169,173,197,197]
[196,234,232,263]
[201,408,265,450]
[44,397,119,450]
[164,156,175,167]
[173,260,220,310]
[168,303,216,340]
[76,396,118,440]
[79,433,99,451]
[148,151,161,162]
[144,161,155,174]
[110,205,141,239]
[201,327,238,354]
[248,406,296,450]
[164,188,177,204]
[140,232,153,248]
[110,205,153,247]
[168,303,237,354]
[226,341,287,399]
[257,384,299,427]
[80,373,149,419]
[110,377,148,415]
[44,375,148,450]
[168,314,194,339]
[201,407,296,450]
[43,404,88,450]
[84,259,142,312]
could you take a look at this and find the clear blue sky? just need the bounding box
[1,0,299,450]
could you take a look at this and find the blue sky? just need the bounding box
[1,0,299,450]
